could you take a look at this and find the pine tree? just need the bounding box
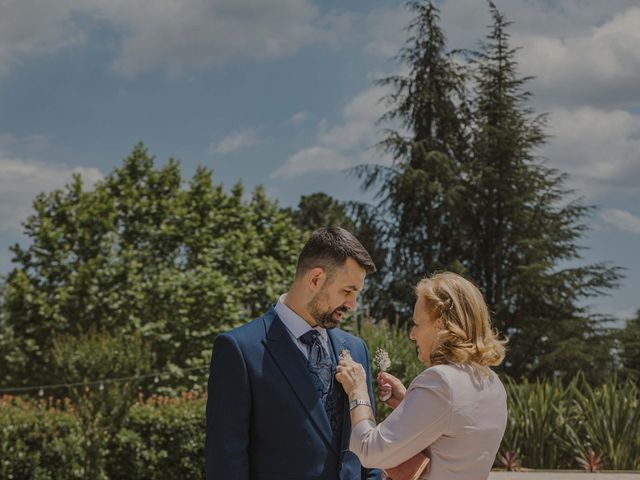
[287,192,355,233]
[465,2,621,380]
[355,0,470,322]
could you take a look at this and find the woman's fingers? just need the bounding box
[379,371,400,385]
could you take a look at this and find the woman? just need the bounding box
[336,272,508,480]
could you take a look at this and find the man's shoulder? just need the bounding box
[331,327,368,352]
[221,308,276,343]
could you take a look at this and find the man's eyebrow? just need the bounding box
[344,284,361,291]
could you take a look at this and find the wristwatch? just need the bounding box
[349,398,372,411]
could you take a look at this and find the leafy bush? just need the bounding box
[1,144,305,392]
[0,394,205,480]
[52,328,153,479]
[500,374,640,470]
[0,396,85,480]
[500,376,574,469]
[106,393,205,480]
[568,375,640,470]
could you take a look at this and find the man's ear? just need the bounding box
[307,267,326,291]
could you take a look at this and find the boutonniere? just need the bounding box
[374,347,391,372]
[338,343,352,361]
[374,348,392,401]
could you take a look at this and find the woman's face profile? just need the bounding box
[409,295,442,364]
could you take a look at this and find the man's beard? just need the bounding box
[306,289,348,329]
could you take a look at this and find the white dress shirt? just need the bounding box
[274,294,330,359]
[350,363,507,480]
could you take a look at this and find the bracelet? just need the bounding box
[349,398,372,411]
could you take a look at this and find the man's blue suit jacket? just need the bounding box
[205,307,381,480]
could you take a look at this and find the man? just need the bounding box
[205,226,381,480]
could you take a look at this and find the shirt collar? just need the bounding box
[275,293,328,342]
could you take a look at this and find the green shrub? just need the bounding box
[0,393,205,480]
[0,396,85,480]
[52,328,153,479]
[500,375,640,470]
[567,375,640,470]
[500,376,575,469]
[106,393,205,480]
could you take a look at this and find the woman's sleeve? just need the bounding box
[349,368,453,469]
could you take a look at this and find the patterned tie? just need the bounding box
[299,330,333,397]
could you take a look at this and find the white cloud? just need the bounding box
[364,6,412,58]
[287,111,310,125]
[543,108,640,194]
[271,147,352,179]
[515,6,640,109]
[601,209,640,235]
[0,151,103,233]
[0,0,349,78]
[367,1,640,110]
[210,128,259,155]
[91,0,348,76]
[272,84,392,178]
[0,0,85,77]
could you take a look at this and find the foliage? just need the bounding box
[287,192,355,233]
[500,376,572,468]
[353,0,621,380]
[0,393,205,480]
[52,329,153,479]
[0,143,305,392]
[500,374,640,470]
[106,393,205,480]
[0,396,85,480]
[464,1,621,380]
[568,374,640,470]
[616,310,640,379]
[356,318,424,421]
[2,374,640,477]
[576,448,603,473]
[353,0,470,324]
[496,450,521,472]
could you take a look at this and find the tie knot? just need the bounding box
[299,329,321,347]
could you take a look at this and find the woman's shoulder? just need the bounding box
[411,363,505,396]
[409,365,455,394]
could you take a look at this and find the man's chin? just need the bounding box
[318,318,340,329]
[317,313,341,329]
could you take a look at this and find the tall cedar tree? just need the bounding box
[465,2,621,380]
[355,1,469,322]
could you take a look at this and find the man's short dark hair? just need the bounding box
[296,225,376,278]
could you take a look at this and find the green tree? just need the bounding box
[617,310,640,379]
[1,143,305,391]
[465,2,621,380]
[52,329,152,479]
[287,192,355,232]
[354,0,470,323]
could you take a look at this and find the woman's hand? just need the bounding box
[335,357,368,400]
[377,371,406,409]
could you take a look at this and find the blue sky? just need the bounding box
[1,0,639,325]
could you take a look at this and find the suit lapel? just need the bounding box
[262,309,336,455]
[327,329,356,456]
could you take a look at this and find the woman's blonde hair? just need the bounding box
[415,272,506,368]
